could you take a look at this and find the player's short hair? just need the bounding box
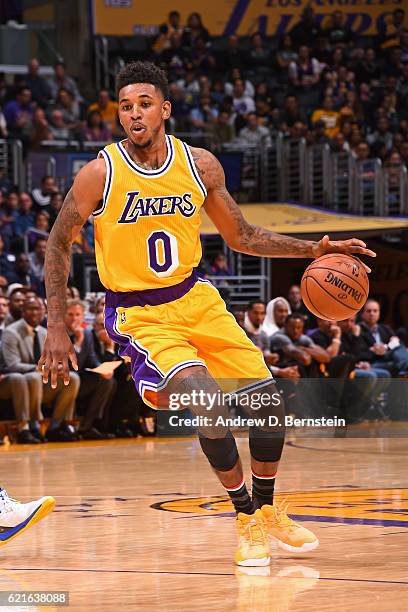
[116,61,169,101]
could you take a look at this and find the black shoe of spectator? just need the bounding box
[30,427,46,443]
[17,430,41,444]
[114,427,134,438]
[46,427,77,442]
[60,422,80,441]
[79,427,115,440]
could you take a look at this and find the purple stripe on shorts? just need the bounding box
[105,270,199,309]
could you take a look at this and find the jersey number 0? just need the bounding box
[147,230,179,277]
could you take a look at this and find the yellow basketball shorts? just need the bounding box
[104,273,272,408]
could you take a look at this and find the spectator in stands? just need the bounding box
[232,78,255,118]
[396,61,408,121]
[287,284,316,330]
[0,191,18,247]
[225,68,255,99]
[51,87,81,129]
[48,61,81,102]
[27,107,53,149]
[189,94,218,133]
[289,45,321,91]
[3,86,34,139]
[168,83,191,132]
[384,47,403,79]
[290,121,307,140]
[5,287,26,325]
[29,237,47,282]
[88,89,119,134]
[221,35,247,72]
[247,33,270,73]
[270,313,329,378]
[31,175,58,210]
[48,109,72,140]
[5,253,41,295]
[238,112,271,146]
[25,58,51,107]
[360,299,408,375]
[310,318,355,377]
[377,8,406,51]
[208,110,235,148]
[354,48,382,86]
[325,11,355,49]
[338,315,392,420]
[64,299,116,440]
[209,252,232,277]
[84,110,111,142]
[400,140,408,169]
[311,95,340,139]
[289,6,322,50]
[190,36,216,75]
[0,336,43,444]
[367,117,394,153]
[48,191,63,226]
[276,34,298,75]
[176,68,200,99]
[182,12,209,49]
[0,294,7,335]
[152,10,183,55]
[0,106,7,138]
[1,296,80,441]
[92,312,138,438]
[262,297,291,338]
[244,300,299,380]
[0,234,13,284]
[354,142,371,161]
[279,95,307,130]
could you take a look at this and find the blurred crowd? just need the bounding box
[0,7,406,172]
[235,288,408,423]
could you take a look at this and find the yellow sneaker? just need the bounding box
[261,501,319,553]
[234,509,270,567]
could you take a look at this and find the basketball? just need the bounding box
[301,254,369,321]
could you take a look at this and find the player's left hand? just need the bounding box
[312,235,376,272]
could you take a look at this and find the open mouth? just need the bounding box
[132,126,146,134]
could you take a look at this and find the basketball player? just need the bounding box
[39,62,375,566]
[0,488,55,545]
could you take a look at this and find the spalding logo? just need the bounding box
[324,271,364,304]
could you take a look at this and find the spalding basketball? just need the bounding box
[301,254,369,321]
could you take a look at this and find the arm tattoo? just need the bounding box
[45,189,85,325]
[192,147,315,258]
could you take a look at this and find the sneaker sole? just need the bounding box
[0,497,56,546]
[236,556,270,567]
[275,538,319,553]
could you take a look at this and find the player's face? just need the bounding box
[118,84,171,149]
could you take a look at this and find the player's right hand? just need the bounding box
[38,325,78,389]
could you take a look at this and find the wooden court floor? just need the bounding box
[1,428,408,611]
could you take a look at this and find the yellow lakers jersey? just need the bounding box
[93,135,207,292]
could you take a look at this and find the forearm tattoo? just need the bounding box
[45,189,85,325]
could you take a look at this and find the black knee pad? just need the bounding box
[249,425,285,463]
[198,430,239,471]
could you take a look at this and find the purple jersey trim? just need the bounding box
[105,270,199,309]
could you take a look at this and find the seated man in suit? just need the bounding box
[1,297,80,441]
[0,296,41,443]
[65,299,116,440]
[360,299,408,375]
